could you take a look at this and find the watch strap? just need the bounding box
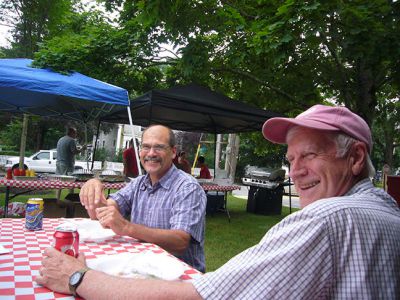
[69,267,90,297]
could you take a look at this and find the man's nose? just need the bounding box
[289,160,307,179]
[147,147,159,155]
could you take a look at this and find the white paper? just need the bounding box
[87,251,185,281]
[0,244,11,254]
[61,219,116,242]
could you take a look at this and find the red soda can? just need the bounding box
[52,223,79,257]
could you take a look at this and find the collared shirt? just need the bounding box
[193,179,400,299]
[109,165,206,272]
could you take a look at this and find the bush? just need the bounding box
[0,150,20,156]
[115,148,124,163]
[93,148,109,162]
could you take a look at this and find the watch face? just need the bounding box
[70,272,82,285]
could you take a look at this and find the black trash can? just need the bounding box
[246,185,283,215]
[206,191,225,215]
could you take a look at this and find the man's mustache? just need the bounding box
[144,157,162,163]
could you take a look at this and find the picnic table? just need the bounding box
[0,218,203,299]
[0,178,125,217]
[1,178,241,218]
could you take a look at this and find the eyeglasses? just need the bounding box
[140,144,170,153]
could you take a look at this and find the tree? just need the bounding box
[103,0,399,167]
[0,0,73,58]
[31,0,400,169]
[32,6,167,96]
[0,0,79,153]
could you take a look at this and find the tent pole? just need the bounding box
[213,133,217,178]
[127,105,142,176]
[19,114,29,170]
[84,123,89,170]
[92,120,101,170]
[192,133,203,171]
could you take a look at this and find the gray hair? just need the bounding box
[286,126,375,177]
[334,133,375,177]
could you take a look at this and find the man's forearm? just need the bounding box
[123,223,190,256]
[77,269,201,300]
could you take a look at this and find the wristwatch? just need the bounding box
[69,267,90,296]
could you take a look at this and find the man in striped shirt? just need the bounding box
[79,124,206,272]
[37,105,400,299]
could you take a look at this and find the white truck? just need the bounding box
[4,149,102,173]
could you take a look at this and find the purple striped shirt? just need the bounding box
[110,165,206,272]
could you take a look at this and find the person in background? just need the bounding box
[178,151,192,174]
[77,125,205,272]
[56,127,86,175]
[55,127,86,204]
[382,162,391,190]
[383,162,391,176]
[36,105,400,299]
[123,138,139,178]
[197,155,211,179]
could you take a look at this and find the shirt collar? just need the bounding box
[142,164,177,191]
[344,178,373,196]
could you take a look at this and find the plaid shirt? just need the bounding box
[110,165,206,272]
[193,179,400,299]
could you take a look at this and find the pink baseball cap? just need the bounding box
[262,104,372,153]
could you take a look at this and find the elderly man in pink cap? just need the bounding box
[36,105,400,299]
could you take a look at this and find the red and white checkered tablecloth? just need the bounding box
[0,178,239,193]
[0,218,203,299]
[0,178,126,191]
[201,184,241,192]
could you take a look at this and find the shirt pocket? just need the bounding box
[143,208,172,229]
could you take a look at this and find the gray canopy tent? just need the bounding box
[101,83,281,133]
[101,83,282,180]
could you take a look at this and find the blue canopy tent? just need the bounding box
[0,58,142,217]
[0,58,129,122]
[0,58,142,166]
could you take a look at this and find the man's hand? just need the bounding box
[79,178,107,219]
[96,206,129,236]
[35,247,87,294]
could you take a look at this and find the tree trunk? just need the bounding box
[355,59,377,126]
[384,129,395,170]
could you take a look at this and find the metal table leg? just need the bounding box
[4,187,10,217]
[224,191,231,222]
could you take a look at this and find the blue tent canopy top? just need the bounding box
[0,58,129,122]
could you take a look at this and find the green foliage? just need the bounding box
[0,117,23,147]
[0,0,73,58]
[33,8,167,96]
[115,148,124,163]
[236,132,287,179]
[4,0,399,172]
[93,147,109,162]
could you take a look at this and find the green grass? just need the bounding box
[205,195,297,271]
[0,189,67,206]
[0,190,298,272]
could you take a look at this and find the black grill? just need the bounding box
[242,168,286,215]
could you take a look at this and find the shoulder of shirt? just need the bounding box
[164,167,204,191]
[299,184,399,219]
[172,167,201,185]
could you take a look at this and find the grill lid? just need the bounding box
[242,167,286,188]
[246,168,285,182]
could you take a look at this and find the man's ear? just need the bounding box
[172,146,177,159]
[350,142,368,176]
